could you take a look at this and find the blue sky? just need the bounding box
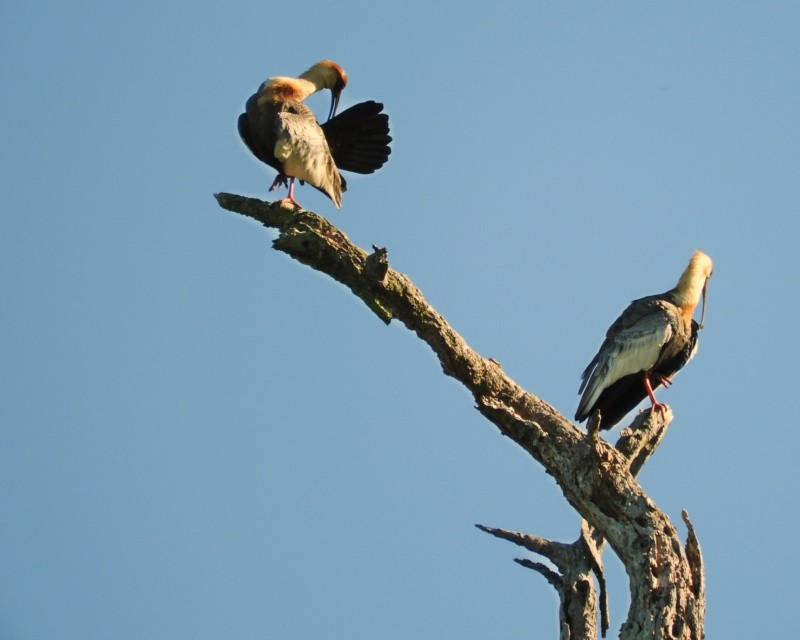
[2,1,798,638]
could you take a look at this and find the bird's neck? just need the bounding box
[674,267,705,305]
[672,265,706,323]
[264,77,321,102]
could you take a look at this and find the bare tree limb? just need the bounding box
[475,524,571,564]
[476,522,602,638]
[515,558,563,587]
[215,193,706,639]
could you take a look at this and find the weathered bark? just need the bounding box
[214,193,706,639]
[478,407,681,639]
[476,520,606,640]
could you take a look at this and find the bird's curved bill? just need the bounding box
[328,88,341,121]
[698,280,708,329]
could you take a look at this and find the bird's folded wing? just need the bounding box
[577,308,674,419]
[275,112,338,188]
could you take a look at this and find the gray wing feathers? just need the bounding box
[577,301,677,419]
[273,111,343,207]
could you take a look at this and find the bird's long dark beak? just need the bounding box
[327,86,342,122]
[698,279,708,329]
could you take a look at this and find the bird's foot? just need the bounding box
[650,402,668,415]
[269,174,290,192]
[277,196,301,210]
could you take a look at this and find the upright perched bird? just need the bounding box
[582,320,701,430]
[238,60,391,209]
[575,251,713,429]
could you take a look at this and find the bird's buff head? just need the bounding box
[680,250,714,328]
[300,60,348,121]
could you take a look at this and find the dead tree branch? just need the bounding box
[476,407,670,639]
[214,193,706,639]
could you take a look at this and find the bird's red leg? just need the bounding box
[643,372,667,413]
[654,373,674,387]
[277,177,301,209]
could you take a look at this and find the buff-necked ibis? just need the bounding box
[576,251,713,429]
[238,60,391,209]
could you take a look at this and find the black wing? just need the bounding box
[238,110,283,174]
[321,100,392,174]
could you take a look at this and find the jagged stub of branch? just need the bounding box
[214,193,705,640]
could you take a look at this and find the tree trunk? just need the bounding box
[215,193,706,639]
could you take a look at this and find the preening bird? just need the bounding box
[238,60,391,209]
[575,251,713,429]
